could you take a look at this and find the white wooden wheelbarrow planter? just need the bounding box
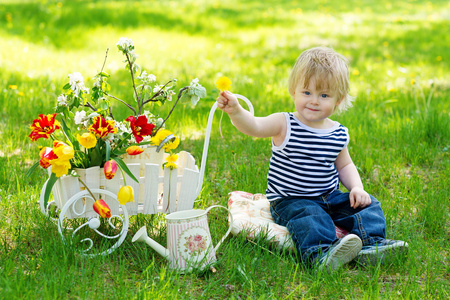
[39,96,254,257]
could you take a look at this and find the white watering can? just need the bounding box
[132,205,233,272]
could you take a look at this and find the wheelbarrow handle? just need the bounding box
[194,94,254,199]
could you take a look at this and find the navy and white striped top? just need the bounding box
[266,113,349,201]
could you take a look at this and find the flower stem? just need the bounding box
[154,87,187,135]
[78,178,97,200]
[164,169,172,213]
[100,48,109,73]
[125,52,140,116]
[118,165,127,186]
[103,92,137,116]
[142,80,175,106]
[83,101,97,112]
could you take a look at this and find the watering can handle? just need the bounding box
[195,94,254,199]
[205,205,234,253]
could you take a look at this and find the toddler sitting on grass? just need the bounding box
[216,47,408,270]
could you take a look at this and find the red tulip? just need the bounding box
[38,147,57,169]
[88,116,117,138]
[29,113,61,141]
[126,115,155,143]
[104,160,118,179]
[93,199,111,218]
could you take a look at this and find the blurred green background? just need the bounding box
[0,0,449,298]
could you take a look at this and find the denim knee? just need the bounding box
[331,195,386,246]
[269,197,337,261]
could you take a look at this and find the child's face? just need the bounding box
[293,77,342,128]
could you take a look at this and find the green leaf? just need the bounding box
[192,86,207,98]
[106,140,111,162]
[55,106,65,114]
[99,71,110,77]
[63,83,71,90]
[90,142,103,166]
[43,173,58,210]
[114,132,132,150]
[111,150,127,156]
[25,161,40,177]
[60,118,78,149]
[69,96,80,110]
[191,95,200,106]
[103,82,111,92]
[113,157,139,183]
[179,92,191,104]
[99,101,109,111]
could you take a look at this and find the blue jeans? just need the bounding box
[270,189,386,264]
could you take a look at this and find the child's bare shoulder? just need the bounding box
[266,113,287,144]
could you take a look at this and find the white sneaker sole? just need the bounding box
[319,234,363,271]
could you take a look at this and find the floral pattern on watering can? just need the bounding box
[177,226,211,264]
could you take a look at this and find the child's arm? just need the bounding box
[335,147,372,209]
[216,91,285,140]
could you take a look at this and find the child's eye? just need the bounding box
[304,91,311,95]
[321,94,329,98]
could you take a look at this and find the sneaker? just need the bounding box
[318,234,363,271]
[356,239,409,265]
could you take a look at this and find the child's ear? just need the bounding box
[334,96,344,112]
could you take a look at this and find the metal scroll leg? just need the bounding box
[58,189,129,258]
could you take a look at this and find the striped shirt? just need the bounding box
[266,113,349,201]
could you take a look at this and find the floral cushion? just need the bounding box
[228,191,349,252]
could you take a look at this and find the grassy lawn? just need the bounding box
[1,0,449,298]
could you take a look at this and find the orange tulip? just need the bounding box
[126,145,144,155]
[104,160,118,180]
[93,199,111,218]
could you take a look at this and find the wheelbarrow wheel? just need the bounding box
[57,189,129,258]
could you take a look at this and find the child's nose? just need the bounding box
[310,95,320,105]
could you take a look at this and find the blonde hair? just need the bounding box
[288,47,354,114]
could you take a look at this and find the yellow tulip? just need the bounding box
[50,158,72,177]
[117,186,134,205]
[77,132,97,149]
[52,141,75,161]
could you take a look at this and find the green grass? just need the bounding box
[1,0,449,298]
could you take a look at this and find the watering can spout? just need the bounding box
[132,226,170,260]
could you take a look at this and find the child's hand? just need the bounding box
[216,91,240,115]
[349,187,371,209]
